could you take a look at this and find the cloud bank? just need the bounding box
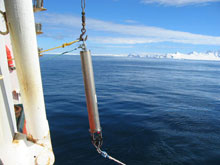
[36,13,220,45]
[141,0,220,6]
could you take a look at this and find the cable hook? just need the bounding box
[0,10,9,35]
[79,0,87,42]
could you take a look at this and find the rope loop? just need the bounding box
[39,39,79,54]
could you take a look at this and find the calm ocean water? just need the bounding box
[40,55,220,165]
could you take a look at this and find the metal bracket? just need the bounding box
[0,10,9,35]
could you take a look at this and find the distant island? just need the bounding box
[127,51,220,61]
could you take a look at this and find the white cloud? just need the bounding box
[36,13,220,45]
[91,37,164,44]
[36,13,81,28]
[141,0,220,6]
[124,19,138,24]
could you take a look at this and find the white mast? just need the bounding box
[4,0,51,141]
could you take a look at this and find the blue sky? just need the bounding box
[35,0,220,55]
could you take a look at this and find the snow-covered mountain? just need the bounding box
[167,51,220,61]
[127,51,220,61]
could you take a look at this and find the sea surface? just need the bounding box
[40,55,220,165]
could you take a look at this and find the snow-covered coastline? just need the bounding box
[128,51,220,61]
[43,51,220,61]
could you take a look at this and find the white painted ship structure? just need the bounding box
[0,0,54,164]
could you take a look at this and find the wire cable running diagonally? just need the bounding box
[97,148,126,165]
[40,40,79,54]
